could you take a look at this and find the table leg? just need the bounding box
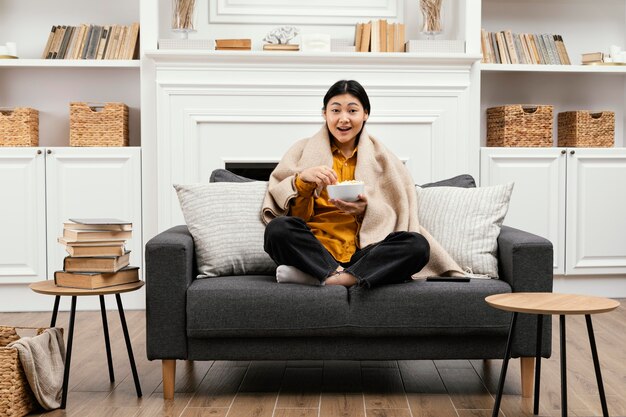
[533,314,543,415]
[99,295,115,383]
[585,315,610,417]
[60,296,77,409]
[115,293,142,398]
[560,315,567,417]
[492,312,518,417]
[50,295,60,327]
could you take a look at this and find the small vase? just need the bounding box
[172,0,196,38]
[419,0,443,39]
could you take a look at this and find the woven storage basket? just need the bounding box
[0,326,46,417]
[487,105,553,147]
[558,111,615,147]
[69,102,129,146]
[0,108,39,147]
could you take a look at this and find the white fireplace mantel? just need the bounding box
[141,50,482,242]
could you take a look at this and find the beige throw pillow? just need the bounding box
[415,183,514,277]
[174,182,276,278]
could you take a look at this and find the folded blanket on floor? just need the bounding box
[8,328,66,410]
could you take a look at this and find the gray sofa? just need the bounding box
[145,175,553,399]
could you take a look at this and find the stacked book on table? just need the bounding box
[55,218,140,289]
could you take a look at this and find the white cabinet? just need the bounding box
[0,147,142,285]
[481,147,626,276]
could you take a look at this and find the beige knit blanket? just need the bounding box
[8,328,65,410]
[262,126,463,278]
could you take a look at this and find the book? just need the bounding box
[65,242,126,257]
[504,30,519,64]
[582,52,603,63]
[67,218,132,231]
[355,23,363,52]
[62,228,131,242]
[215,39,251,49]
[262,44,299,51]
[555,35,571,65]
[124,22,140,59]
[359,22,371,52]
[42,25,57,59]
[54,266,140,289]
[64,251,131,273]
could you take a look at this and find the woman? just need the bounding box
[262,80,462,287]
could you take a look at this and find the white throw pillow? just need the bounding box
[174,182,276,278]
[415,183,514,277]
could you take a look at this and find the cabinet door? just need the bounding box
[481,148,565,274]
[0,148,47,283]
[566,148,626,275]
[45,148,142,279]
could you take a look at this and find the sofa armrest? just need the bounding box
[145,225,195,360]
[497,225,554,357]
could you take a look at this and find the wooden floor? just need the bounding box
[2,300,625,417]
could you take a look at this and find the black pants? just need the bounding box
[264,216,430,288]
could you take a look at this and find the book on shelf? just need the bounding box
[63,251,131,273]
[582,52,604,63]
[215,39,251,50]
[62,228,131,242]
[353,20,404,53]
[481,30,571,65]
[54,266,140,290]
[263,44,299,51]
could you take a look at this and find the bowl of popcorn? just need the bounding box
[327,180,364,202]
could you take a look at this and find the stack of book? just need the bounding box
[354,20,405,53]
[41,23,140,60]
[54,218,140,289]
[215,39,251,51]
[480,29,571,65]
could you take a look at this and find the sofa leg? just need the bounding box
[162,360,176,400]
[520,357,534,398]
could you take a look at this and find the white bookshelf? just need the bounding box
[0,0,142,147]
[480,0,626,148]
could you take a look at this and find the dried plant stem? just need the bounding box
[420,0,443,33]
[172,0,196,30]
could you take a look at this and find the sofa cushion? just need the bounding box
[210,168,256,183]
[416,182,514,277]
[174,182,276,278]
[420,174,476,188]
[347,278,512,336]
[186,275,350,337]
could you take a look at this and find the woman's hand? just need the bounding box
[299,165,338,187]
[330,194,368,219]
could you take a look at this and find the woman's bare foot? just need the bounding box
[325,272,357,287]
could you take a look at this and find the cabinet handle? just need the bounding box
[37,150,42,155]
[570,150,575,155]
[47,149,52,155]
[561,150,566,155]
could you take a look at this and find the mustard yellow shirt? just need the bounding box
[290,145,360,263]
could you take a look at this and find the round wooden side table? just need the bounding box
[486,292,620,417]
[29,280,144,409]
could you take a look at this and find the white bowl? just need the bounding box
[327,182,364,202]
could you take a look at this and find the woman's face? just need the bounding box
[323,93,369,147]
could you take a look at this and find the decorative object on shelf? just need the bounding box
[301,34,331,52]
[0,326,48,417]
[330,39,356,53]
[214,39,251,51]
[487,105,553,147]
[405,39,464,53]
[263,26,299,45]
[69,102,129,147]
[581,52,604,65]
[159,38,214,50]
[419,0,443,39]
[0,107,39,147]
[0,42,17,59]
[171,0,196,39]
[558,111,615,147]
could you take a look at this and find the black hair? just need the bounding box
[322,80,371,115]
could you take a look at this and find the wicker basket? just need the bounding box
[69,102,129,146]
[487,105,553,147]
[0,326,46,417]
[558,111,615,147]
[0,108,39,147]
